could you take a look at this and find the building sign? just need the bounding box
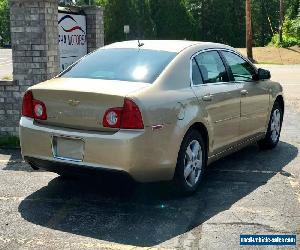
[58,13,87,71]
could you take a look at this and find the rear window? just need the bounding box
[60,48,177,83]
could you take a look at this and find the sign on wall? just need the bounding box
[58,13,87,71]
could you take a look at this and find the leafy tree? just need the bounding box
[3,0,300,48]
[149,0,195,40]
[186,0,245,47]
[96,0,155,44]
[0,0,10,46]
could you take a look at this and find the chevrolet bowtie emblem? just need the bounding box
[68,99,80,106]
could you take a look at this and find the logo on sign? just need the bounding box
[58,15,86,46]
[58,13,87,71]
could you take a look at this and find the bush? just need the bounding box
[270,16,300,47]
[0,136,20,148]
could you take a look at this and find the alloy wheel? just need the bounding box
[184,140,203,188]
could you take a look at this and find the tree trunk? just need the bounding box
[279,0,284,43]
[246,0,253,61]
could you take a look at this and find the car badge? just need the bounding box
[68,99,80,106]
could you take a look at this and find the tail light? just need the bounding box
[22,90,47,120]
[103,98,144,129]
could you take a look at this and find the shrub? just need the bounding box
[270,16,300,47]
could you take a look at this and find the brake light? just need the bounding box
[22,91,34,118]
[22,90,47,120]
[103,107,122,128]
[102,98,144,129]
[121,98,144,129]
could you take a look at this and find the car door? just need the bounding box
[221,51,270,139]
[191,50,241,154]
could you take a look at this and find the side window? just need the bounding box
[194,51,228,84]
[191,58,203,85]
[222,51,256,81]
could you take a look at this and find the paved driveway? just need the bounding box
[0,65,299,249]
[0,49,12,79]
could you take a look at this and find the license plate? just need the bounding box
[52,136,84,162]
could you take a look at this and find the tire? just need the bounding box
[173,129,207,194]
[258,101,283,150]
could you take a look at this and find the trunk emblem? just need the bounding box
[68,100,80,106]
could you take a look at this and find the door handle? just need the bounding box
[202,94,213,101]
[241,90,248,96]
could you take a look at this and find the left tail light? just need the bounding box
[102,98,144,129]
[22,90,47,120]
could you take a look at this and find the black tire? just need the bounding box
[173,129,207,194]
[258,101,283,150]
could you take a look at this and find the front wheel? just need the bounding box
[258,101,283,150]
[173,130,206,194]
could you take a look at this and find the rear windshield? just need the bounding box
[60,48,177,83]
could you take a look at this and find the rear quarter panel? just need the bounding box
[127,45,215,171]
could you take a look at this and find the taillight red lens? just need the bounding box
[121,98,144,129]
[22,91,34,118]
[102,98,144,129]
[22,90,47,120]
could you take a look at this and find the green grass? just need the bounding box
[0,136,20,148]
[256,61,283,65]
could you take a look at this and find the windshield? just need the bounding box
[60,48,177,83]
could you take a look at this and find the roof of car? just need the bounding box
[102,40,233,53]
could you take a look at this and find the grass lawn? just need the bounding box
[0,136,20,148]
[237,46,300,64]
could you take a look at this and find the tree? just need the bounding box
[0,0,10,46]
[246,0,253,60]
[279,0,285,43]
[149,0,195,40]
[96,0,155,44]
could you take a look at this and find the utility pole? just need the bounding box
[246,0,253,61]
[279,0,284,43]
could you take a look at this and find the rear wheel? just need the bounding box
[258,101,283,150]
[173,130,206,194]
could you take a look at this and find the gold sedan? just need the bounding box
[20,40,284,193]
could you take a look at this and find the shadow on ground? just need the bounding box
[18,142,297,247]
[0,148,34,171]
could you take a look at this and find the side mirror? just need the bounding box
[253,68,271,81]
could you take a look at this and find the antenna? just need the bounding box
[138,40,144,47]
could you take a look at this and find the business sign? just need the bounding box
[58,13,87,71]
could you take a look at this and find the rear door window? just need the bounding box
[194,51,229,84]
[191,58,204,85]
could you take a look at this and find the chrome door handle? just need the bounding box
[241,90,248,96]
[202,94,213,101]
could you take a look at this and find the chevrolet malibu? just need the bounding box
[20,40,284,193]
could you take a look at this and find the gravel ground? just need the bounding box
[0,65,299,249]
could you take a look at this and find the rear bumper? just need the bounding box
[19,117,176,182]
[25,156,132,179]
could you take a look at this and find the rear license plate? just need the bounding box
[52,136,84,162]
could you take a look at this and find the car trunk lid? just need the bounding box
[30,77,149,132]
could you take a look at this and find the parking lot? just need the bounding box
[0,65,299,249]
